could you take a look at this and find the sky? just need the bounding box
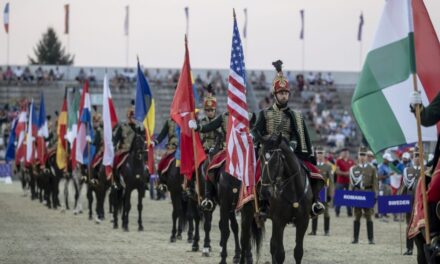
[0,0,439,72]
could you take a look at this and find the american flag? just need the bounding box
[225,14,256,189]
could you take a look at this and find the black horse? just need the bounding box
[258,134,318,264]
[158,159,193,243]
[111,132,149,231]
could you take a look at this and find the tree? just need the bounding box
[28,27,74,65]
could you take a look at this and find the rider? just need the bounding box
[189,94,227,211]
[252,60,324,220]
[90,112,103,183]
[113,106,144,180]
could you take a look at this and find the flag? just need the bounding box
[351,0,439,155]
[25,99,38,165]
[299,9,304,40]
[102,74,118,178]
[5,117,17,162]
[36,92,49,166]
[135,60,156,173]
[56,90,68,169]
[3,2,9,34]
[170,36,206,179]
[124,5,129,36]
[243,8,247,39]
[75,81,95,165]
[71,82,88,168]
[226,12,256,208]
[15,102,27,165]
[358,12,364,41]
[66,88,80,145]
[64,4,69,34]
[184,6,189,36]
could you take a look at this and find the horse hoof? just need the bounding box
[176,234,182,240]
[138,226,144,231]
[113,224,118,229]
[219,260,227,264]
[89,215,93,221]
[192,245,199,252]
[233,255,241,264]
[202,247,210,257]
[187,238,193,244]
[123,227,129,232]
[95,217,102,224]
[170,236,176,243]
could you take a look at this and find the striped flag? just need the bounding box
[15,102,27,165]
[102,74,118,178]
[358,12,364,41]
[299,9,304,40]
[25,99,38,165]
[64,4,69,34]
[226,12,256,208]
[75,82,95,165]
[124,5,129,36]
[56,91,68,169]
[352,0,440,155]
[36,92,49,166]
[3,2,9,34]
[135,60,155,173]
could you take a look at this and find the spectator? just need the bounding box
[14,66,24,83]
[0,67,4,81]
[172,70,180,84]
[22,67,34,83]
[4,66,13,83]
[35,66,44,84]
[88,68,97,85]
[296,73,305,91]
[76,68,87,83]
[47,68,55,81]
[334,148,355,217]
[315,72,323,85]
[250,71,258,85]
[258,71,267,90]
[306,72,315,85]
[153,69,162,84]
[377,153,395,219]
[324,72,334,85]
[54,66,64,80]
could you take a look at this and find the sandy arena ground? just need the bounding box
[0,181,417,264]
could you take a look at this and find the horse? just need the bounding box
[258,133,317,264]
[111,132,149,231]
[158,158,193,243]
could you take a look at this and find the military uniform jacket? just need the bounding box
[349,163,378,194]
[252,104,313,160]
[156,118,178,148]
[199,113,228,151]
[47,123,57,149]
[113,123,139,153]
[93,126,103,153]
[400,166,420,196]
[418,92,440,172]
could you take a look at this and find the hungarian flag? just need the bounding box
[351,0,440,155]
[15,101,27,165]
[56,90,68,170]
[135,60,155,173]
[36,92,49,166]
[226,12,256,209]
[67,88,80,168]
[75,81,95,165]
[25,99,38,165]
[102,74,118,179]
[170,37,206,179]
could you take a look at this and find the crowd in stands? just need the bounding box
[0,66,64,85]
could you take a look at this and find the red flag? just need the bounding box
[170,37,206,179]
[15,101,27,166]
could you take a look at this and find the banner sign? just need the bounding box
[333,189,375,208]
[378,195,412,214]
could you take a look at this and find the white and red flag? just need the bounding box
[225,12,256,208]
[15,101,27,165]
[25,99,38,165]
[102,74,118,178]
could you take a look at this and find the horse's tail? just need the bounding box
[250,213,264,258]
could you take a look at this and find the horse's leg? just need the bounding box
[137,187,145,231]
[414,233,427,264]
[270,219,286,264]
[122,188,132,232]
[191,201,200,252]
[202,209,213,255]
[111,186,119,229]
[108,189,113,214]
[186,199,194,243]
[170,191,179,242]
[87,184,93,220]
[230,211,241,264]
[294,218,309,264]
[219,206,231,264]
[239,203,253,264]
[63,178,70,210]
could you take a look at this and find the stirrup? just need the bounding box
[312,202,325,216]
[201,198,214,211]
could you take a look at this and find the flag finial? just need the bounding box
[233,8,236,19]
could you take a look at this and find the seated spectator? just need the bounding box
[315,72,323,86]
[296,73,305,91]
[14,66,24,83]
[250,71,258,85]
[306,72,315,85]
[165,69,173,85]
[258,71,267,90]
[323,72,334,85]
[4,66,13,83]
[54,66,64,80]
[75,68,87,83]
[22,67,34,83]
[143,69,150,79]
[172,70,180,84]
[88,68,97,85]
[47,69,55,81]
[153,69,162,84]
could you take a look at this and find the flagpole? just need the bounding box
[6,33,9,65]
[190,112,201,205]
[126,35,129,67]
[412,73,431,245]
[359,40,363,71]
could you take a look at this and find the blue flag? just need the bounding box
[5,117,17,162]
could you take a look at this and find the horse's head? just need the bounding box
[131,132,147,162]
